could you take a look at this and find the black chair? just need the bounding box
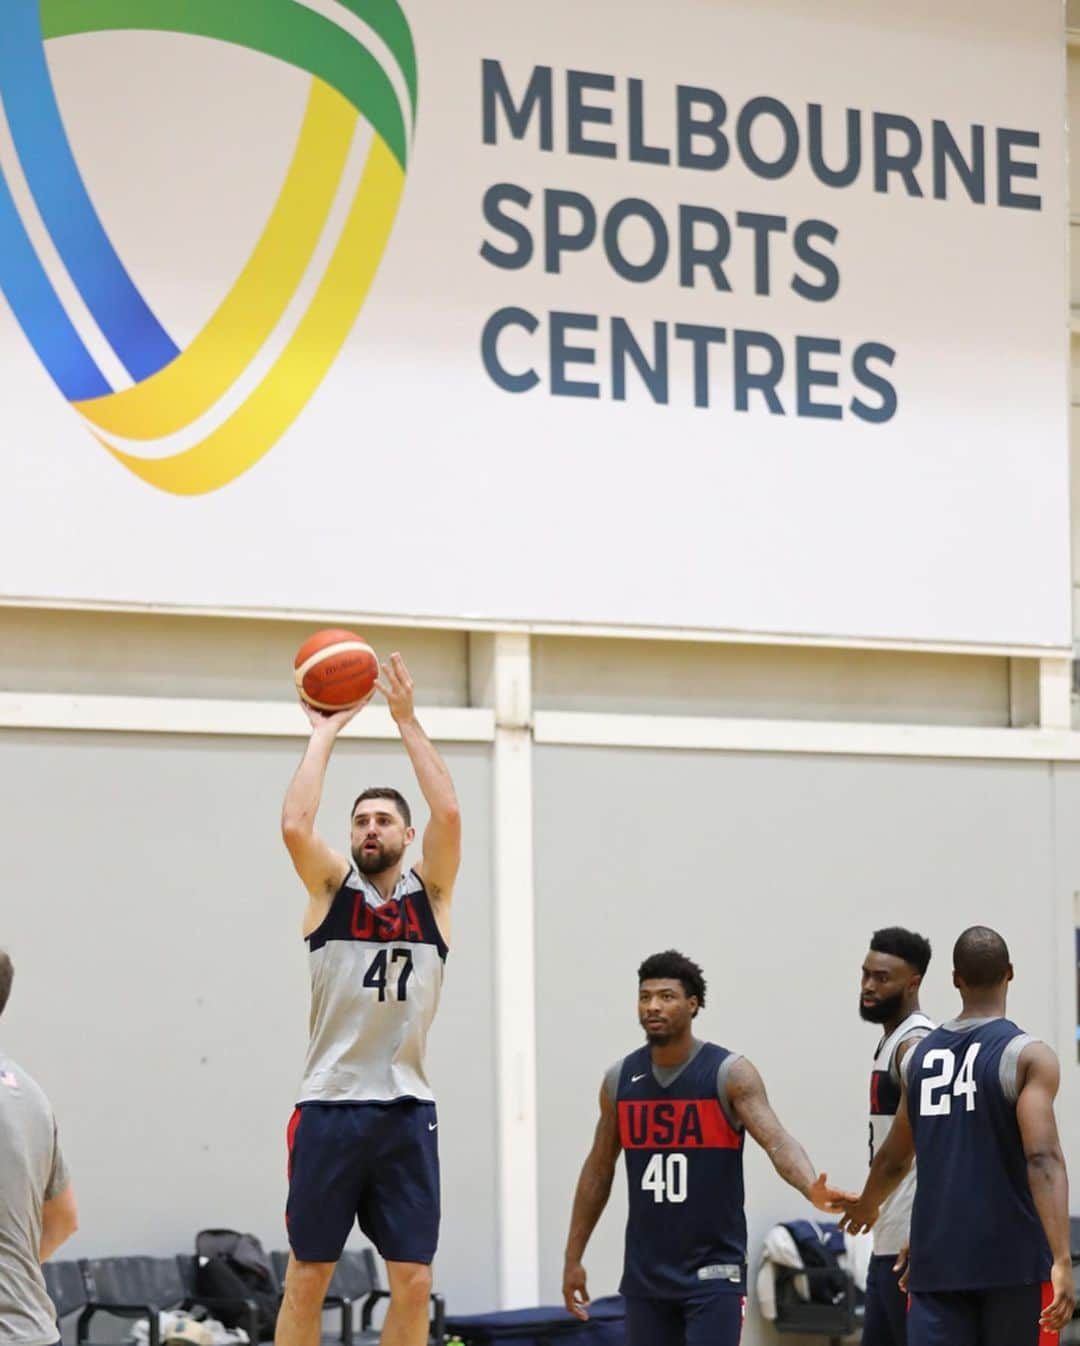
[43,1260,91,1344]
[773,1263,862,1345]
[80,1255,260,1346]
[326,1252,381,1346]
[78,1257,188,1346]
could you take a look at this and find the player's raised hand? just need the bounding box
[807,1172,860,1214]
[299,699,363,736]
[375,652,415,723]
[1040,1258,1076,1333]
[562,1261,591,1321]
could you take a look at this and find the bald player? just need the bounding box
[276,654,460,1346]
[841,926,1075,1346]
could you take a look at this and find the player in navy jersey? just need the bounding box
[562,950,854,1346]
[858,927,934,1346]
[840,926,1074,1346]
[277,653,461,1346]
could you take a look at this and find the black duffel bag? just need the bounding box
[195,1229,280,1341]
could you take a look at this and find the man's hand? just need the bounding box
[563,1261,590,1321]
[894,1244,910,1294]
[837,1194,880,1235]
[1041,1258,1076,1333]
[807,1172,859,1214]
[300,699,364,735]
[376,652,416,724]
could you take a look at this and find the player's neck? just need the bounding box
[649,1031,696,1068]
[956,994,1006,1021]
[368,863,404,900]
[883,997,921,1035]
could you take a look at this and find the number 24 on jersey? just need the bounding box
[919,1043,981,1116]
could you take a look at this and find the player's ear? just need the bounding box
[406,825,417,846]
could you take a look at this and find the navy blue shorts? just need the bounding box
[625,1293,745,1346]
[908,1284,1055,1346]
[863,1254,908,1346]
[286,1101,440,1264]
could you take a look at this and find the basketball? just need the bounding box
[293,629,379,712]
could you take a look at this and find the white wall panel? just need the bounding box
[0,731,497,1312]
[533,745,1066,1345]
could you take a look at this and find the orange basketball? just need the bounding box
[294,629,379,712]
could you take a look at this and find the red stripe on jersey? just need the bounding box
[618,1098,741,1150]
[1039,1281,1060,1345]
[286,1107,301,1181]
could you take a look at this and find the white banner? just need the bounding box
[0,0,1069,648]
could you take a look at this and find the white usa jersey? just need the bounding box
[868,1011,934,1256]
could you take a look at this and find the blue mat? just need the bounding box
[445,1294,625,1345]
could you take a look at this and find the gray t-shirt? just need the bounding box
[0,1053,70,1346]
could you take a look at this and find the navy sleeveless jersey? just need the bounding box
[616,1042,746,1299]
[906,1017,1050,1292]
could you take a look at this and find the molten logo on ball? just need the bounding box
[0,0,415,495]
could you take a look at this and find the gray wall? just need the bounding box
[533,746,1073,1345]
[0,730,497,1313]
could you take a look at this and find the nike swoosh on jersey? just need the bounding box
[631,1073,648,1083]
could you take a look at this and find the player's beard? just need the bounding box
[353,838,405,875]
[642,1020,674,1045]
[859,990,905,1023]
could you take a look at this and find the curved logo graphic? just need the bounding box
[0,0,416,494]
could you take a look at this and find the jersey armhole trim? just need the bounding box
[889,1027,932,1087]
[716,1054,744,1132]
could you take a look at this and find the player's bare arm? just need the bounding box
[725,1057,854,1212]
[839,1077,916,1235]
[377,653,461,939]
[1015,1041,1075,1332]
[39,1183,77,1262]
[281,701,357,934]
[562,1084,623,1322]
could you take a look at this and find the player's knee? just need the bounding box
[389,1262,432,1313]
[284,1258,335,1310]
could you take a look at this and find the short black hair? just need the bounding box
[953,925,1011,988]
[870,926,932,977]
[638,950,706,1010]
[0,951,12,1018]
[351,788,411,828]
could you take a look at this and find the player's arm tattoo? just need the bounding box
[725,1058,817,1196]
[564,1085,622,1267]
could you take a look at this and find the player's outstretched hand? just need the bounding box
[375,651,415,724]
[299,699,364,735]
[893,1244,910,1294]
[562,1261,590,1322]
[1041,1258,1076,1333]
[807,1172,860,1214]
[837,1192,880,1235]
